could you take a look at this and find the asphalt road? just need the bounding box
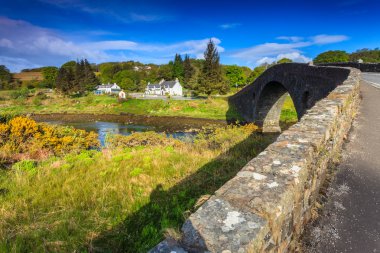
[302,77,380,252]
[362,72,380,88]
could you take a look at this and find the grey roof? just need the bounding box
[96,84,120,89]
[147,84,162,89]
[162,81,177,88]
[146,80,178,89]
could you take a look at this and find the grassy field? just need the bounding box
[0,90,237,121]
[0,89,297,123]
[0,121,278,252]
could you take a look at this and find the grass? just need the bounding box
[0,90,237,121]
[0,124,278,252]
[0,90,298,123]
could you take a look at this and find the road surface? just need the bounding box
[302,74,380,252]
[362,72,380,89]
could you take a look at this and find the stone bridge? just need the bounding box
[229,63,352,132]
[151,64,362,253]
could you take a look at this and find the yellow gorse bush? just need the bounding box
[0,116,99,163]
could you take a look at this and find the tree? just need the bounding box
[246,66,266,84]
[114,70,137,91]
[158,62,174,80]
[41,67,58,88]
[350,48,380,63]
[314,50,350,64]
[56,67,74,94]
[56,59,99,95]
[61,60,77,70]
[98,63,122,83]
[0,65,12,89]
[172,54,184,81]
[224,65,245,88]
[183,54,195,88]
[198,39,229,95]
[82,59,100,91]
[277,58,293,64]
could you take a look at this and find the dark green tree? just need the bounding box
[56,67,74,94]
[83,59,100,91]
[198,39,229,95]
[172,54,184,81]
[183,54,195,88]
[0,65,12,89]
[314,50,350,64]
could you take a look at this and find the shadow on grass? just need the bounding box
[90,132,279,253]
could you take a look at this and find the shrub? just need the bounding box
[0,116,100,164]
[9,88,30,99]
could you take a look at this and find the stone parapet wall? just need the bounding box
[318,62,380,72]
[150,68,361,253]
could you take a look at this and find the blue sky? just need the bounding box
[0,0,379,72]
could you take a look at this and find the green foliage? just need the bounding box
[224,65,246,87]
[56,59,100,95]
[277,58,293,64]
[0,65,12,90]
[172,54,184,81]
[198,40,229,95]
[314,50,350,64]
[183,54,195,88]
[113,70,137,91]
[246,65,266,84]
[158,62,174,80]
[41,66,58,88]
[349,48,380,63]
[9,87,29,99]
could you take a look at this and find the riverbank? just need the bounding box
[31,113,226,132]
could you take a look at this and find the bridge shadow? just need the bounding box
[89,129,279,252]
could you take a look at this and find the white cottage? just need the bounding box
[95,83,121,95]
[145,78,183,96]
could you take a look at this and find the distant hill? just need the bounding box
[12,72,43,81]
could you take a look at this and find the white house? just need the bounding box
[95,83,121,95]
[145,78,183,96]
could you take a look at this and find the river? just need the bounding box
[32,113,226,146]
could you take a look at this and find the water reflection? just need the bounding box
[44,120,197,146]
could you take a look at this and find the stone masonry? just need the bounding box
[150,67,361,253]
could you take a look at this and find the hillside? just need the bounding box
[12,72,43,81]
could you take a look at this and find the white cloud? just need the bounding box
[0,17,223,72]
[310,34,349,45]
[220,23,241,29]
[231,34,349,67]
[0,38,13,48]
[276,36,304,42]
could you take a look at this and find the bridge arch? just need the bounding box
[254,81,298,132]
[229,63,351,132]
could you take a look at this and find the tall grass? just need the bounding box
[0,124,277,252]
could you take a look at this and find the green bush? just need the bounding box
[9,88,30,99]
